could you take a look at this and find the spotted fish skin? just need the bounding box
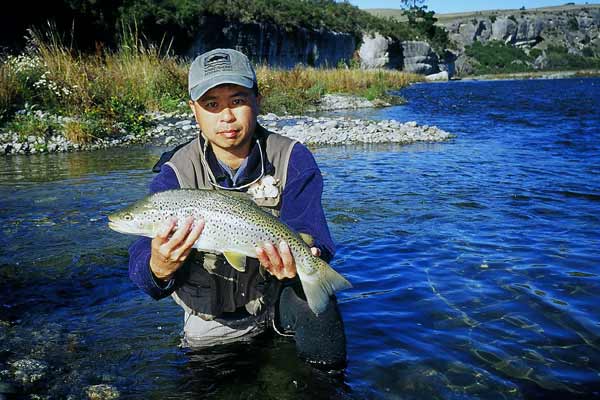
[108,189,351,315]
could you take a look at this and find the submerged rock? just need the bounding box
[85,384,120,400]
[9,358,48,386]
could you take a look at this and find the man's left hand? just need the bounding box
[255,242,321,280]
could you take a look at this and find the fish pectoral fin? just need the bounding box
[223,251,246,272]
[299,232,315,247]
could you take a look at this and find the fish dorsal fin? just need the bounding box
[223,251,246,272]
[299,233,314,247]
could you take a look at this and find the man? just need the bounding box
[128,48,346,366]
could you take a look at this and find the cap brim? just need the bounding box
[190,74,255,101]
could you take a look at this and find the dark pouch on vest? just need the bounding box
[176,253,220,316]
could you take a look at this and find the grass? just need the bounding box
[256,66,419,114]
[0,28,419,145]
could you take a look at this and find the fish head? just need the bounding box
[107,195,168,237]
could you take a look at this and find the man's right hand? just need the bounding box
[150,216,205,282]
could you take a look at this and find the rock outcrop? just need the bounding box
[358,35,443,75]
[402,41,440,74]
[359,33,403,69]
[188,15,356,68]
[439,5,600,55]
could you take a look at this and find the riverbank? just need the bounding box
[459,68,600,81]
[1,32,421,146]
[0,101,452,155]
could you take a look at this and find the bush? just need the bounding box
[545,45,600,69]
[7,105,60,142]
[465,40,533,74]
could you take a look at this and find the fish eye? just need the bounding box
[124,214,133,221]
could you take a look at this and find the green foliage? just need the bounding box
[117,0,419,46]
[567,16,579,31]
[529,48,543,59]
[103,95,150,136]
[399,1,450,53]
[7,106,59,142]
[545,45,600,69]
[465,40,533,74]
[464,41,600,75]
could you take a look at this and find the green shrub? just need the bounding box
[7,106,59,142]
[529,48,543,59]
[465,40,533,74]
[567,16,579,31]
[545,45,600,69]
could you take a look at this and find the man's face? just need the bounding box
[189,84,261,156]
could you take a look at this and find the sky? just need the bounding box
[347,1,600,13]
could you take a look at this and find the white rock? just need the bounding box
[425,71,449,82]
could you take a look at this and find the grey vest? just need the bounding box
[164,128,297,320]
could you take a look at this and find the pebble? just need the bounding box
[0,96,453,155]
[85,384,120,400]
[9,358,48,386]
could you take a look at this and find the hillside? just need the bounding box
[367,3,600,76]
[365,3,600,23]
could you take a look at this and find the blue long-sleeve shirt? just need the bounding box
[128,140,336,300]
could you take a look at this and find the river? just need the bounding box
[1,77,599,399]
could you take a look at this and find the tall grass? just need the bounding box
[1,27,419,142]
[257,66,420,114]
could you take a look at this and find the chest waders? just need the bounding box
[160,128,347,366]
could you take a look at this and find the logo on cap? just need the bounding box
[204,52,233,75]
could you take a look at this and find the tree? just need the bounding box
[400,1,449,53]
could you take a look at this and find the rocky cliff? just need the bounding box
[439,5,600,53]
[187,15,356,68]
[439,5,600,74]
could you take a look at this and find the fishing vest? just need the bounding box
[159,127,297,321]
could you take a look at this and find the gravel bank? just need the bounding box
[1,97,453,155]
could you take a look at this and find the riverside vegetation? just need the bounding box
[0,30,422,154]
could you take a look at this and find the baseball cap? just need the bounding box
[188,48,257,101]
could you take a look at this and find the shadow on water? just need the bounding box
[173,334,352,400]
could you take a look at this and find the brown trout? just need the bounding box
[108,189,351,315]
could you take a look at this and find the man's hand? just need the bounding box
[255,241,321,280]
[150,216,204,282]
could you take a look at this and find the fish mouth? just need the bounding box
[108,220,126,233]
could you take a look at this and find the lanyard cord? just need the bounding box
[200,138,265,191]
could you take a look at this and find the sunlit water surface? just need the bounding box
[1,78,599,399]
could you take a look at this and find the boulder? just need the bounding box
[359,33,390,68]
[456,20,491,45]
[454,53,476,76]
[491,17,518,43]
[425,71,449,81]
[358,32,403,69]
[402,41,439,75]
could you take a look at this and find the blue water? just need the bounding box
[1,78,599,399]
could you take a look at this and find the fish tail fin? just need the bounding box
[300,257,352,316]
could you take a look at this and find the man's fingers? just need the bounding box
[156,217,177,241]
[263,242,283,274]
[179,218,205,252]
[178,248,193,262]
[165,216,194,250]
[255,247,271,269]
[278,241,295,278]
